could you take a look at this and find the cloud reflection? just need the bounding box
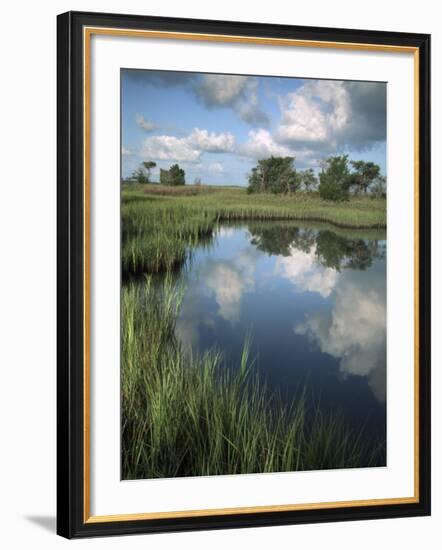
[294,270,386,401]
[202,248,259,324]
[276,244,340,298]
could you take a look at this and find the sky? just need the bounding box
[121,69,386,186]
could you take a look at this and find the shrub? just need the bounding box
[160,164,186,186]
[319,155,351,202]
[247,156,298,194]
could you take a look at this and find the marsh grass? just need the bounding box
[121,277,383,480]
[122,185,386,277]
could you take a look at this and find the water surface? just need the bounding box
[175,221,387,453]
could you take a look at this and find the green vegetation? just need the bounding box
[298,168,318,192]
[371,175,387,199]
[122,276,382,479]
[122,184,386,277]
[349,160,381,195]
[131,161,157,184]
[160,163,186,186]
[318,155,352,201]
[246,155,384,202]
[247,156,301,194]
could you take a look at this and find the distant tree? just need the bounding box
[298,169,318,192]
[132,167,148,184]
[142,161,157,182]
[247,156,298,194]
[194,177,202,186]
[318,155,351,202]
[349,160,381,195]
[247,166,264,193]
[131,161,156,183]
[160,164,185,186]
[371,175,387,199]
[159,168,171,185]
[169,164,185,185]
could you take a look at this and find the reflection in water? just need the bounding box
[276,245,339,298]
[294,269,386,402]
[175,222,386,443]
[202,248,259,324]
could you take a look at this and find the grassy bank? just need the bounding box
[122,184,386,276]
[122,277,383,480]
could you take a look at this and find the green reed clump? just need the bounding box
[121,277,383,480]
[122,199,216,276]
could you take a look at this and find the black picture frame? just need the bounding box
[57,10,431,539]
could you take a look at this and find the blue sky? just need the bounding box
[121,69,386,186]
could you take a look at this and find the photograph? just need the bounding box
[120,68,388,480]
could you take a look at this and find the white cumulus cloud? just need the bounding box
[240,129,292,160]
[142,128,235,163]
[277,81,350,146]
[142,135,202,162]
[188,128,235,153]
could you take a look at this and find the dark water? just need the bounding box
[175,221,387,451]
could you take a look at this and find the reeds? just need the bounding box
[121,277,384,480]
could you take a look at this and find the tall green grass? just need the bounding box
[122,201,216,276]
[122,186,386,277]
[122,277,383,480]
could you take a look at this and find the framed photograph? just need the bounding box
[57,11,431,538]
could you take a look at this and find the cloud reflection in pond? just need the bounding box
[294,267,386,402]
[202,247,260,324]
[276,244,340,298]
[175,223,386,416]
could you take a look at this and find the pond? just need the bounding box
[173,221,387,455]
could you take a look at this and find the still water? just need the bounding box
[174,222,387,450]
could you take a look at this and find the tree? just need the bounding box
[132,167,148,184]
[131,161,156,183]
[160,164,185,186]
[169,164,185,185]
[298,169,318,192]
[371,175,387,199]
[159,168,169,185]
[247,156,298,194]
[194,177,202,186]
[247,166,263,193]
[318,155,351,201]
[141,161,156,182]
[349,160,381,195]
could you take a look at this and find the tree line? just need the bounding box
[247,154,386,201]
[124,154,386,200]
[128,161,186,186]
